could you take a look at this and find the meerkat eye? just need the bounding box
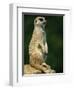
[39,18,43,21]
[34,20,37,24]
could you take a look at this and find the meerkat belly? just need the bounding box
[29,41,44,64]
[29,29,47,65]
[29,41,43,58]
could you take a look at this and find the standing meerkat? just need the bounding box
[29,16,53,73]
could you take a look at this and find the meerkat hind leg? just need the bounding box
[30,63,48,73]
[42,63,51,69]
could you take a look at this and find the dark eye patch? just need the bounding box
[39,18,43,21]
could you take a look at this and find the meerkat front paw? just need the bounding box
[50,70,56,73]
[44,69,51,73]
[44,69,56,73]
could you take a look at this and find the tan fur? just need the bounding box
[24,64,42,74]
[24,64,55,74]
[29,17,52,73]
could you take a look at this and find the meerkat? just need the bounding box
[29,16,51,73]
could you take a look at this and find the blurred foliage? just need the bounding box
[22,13,63,73]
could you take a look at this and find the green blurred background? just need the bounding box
[22,13,63,73]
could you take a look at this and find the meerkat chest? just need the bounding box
[36,28,46,39]
[29,28,46,48]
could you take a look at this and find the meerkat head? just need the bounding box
[34,17,46,28]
